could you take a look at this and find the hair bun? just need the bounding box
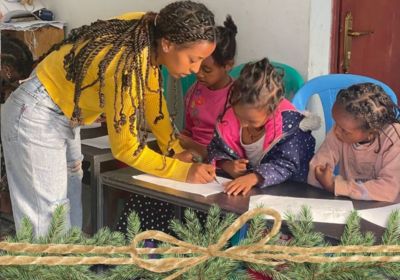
[223,15,237,35]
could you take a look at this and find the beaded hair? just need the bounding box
[41,1,216,156]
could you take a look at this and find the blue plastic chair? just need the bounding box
[292,74,398,135]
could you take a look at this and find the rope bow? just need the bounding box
[1,208,400,280]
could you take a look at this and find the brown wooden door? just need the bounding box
[332,0,400,101]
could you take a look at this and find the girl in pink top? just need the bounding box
[178,16,237,161]
[308,83,400,202]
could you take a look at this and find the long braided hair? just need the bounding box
[41,1,215,156]
[336,82,400,153]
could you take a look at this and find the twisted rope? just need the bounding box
[0,208,399,280]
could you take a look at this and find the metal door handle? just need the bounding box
[348,30,373,37]
[343,12,374,73]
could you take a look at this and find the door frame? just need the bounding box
[330,0,342,73]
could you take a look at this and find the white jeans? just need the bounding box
[1,76,83,237]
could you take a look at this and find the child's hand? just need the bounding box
[315,163,335,193]
[224,173,260,196]
[186,163,215,184]
[177,134,207,160]
[220,159,248,178]
[177,134,196,149]
[174,150,194,163]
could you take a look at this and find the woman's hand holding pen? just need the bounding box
[186,163,216,184]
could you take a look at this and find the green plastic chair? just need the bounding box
[161,61,304,131]
[176,61,304,99]
[228,61,304,100]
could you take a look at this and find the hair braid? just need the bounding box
[336,82,400,152]
[230,58,285,113]
[39,1,215,158]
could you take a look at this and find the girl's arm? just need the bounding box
[207,134,236,164]
[254,130,316,188]
[334,146,400,202]
[307,130,341,188]
[178,134,208,160]
[181,83,197,137]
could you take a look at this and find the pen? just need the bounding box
[214,176,221,184]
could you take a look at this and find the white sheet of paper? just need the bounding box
[358,203,400,228]
[81,135,110,149]
[81,123,102,129]
[81,134,156,149]
[249,195,354,224]
[132,174,230,197]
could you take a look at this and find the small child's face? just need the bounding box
[195,56,231,90]
[332,102,372,144]
[233,104,269,129]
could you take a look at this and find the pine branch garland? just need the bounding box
[0,205,399,279]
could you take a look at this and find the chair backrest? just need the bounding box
[161,62,304,129]
[292,74,398,135]
[172,62,304,99]
[227,61,304,100]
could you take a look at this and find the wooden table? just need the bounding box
[97,167,399,242]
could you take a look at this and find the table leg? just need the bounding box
[91,160,101,232]
[97,174,104,230]
[174,205,182,222]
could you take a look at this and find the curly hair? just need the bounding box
[229,57,284,113]
[336,82,400,152]
[1,35,34,102]
[41,0,215,156]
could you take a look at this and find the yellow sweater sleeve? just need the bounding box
[104,59,191,182]
[36,11,192,181]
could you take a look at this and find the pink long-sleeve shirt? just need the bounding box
[308,123,400,202]
[183,81,232,146]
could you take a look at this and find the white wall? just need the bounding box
[41,0,332,79]
[308,0,332,79]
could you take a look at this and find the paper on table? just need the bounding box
[81,133,156,149]
[81,123,102,129]
[132,174,230,197]
[81,135,110,149]
[249,195,354,224]
[358,203,400,228]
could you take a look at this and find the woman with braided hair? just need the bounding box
[308,83,400,202]
[1,0,218,237]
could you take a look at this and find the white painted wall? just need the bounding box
[41,0,332,80]
[308,0,332,79]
